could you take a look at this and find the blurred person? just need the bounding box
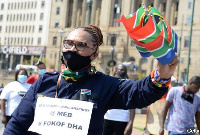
[103,64,135,135]
[8,68,12,75]
[4,25,178,135]
[26,61,46,84]
[159,76,200,135]
[0,68,31,127]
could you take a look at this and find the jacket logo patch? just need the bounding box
[81,89,91,95]
[37,94,47,97]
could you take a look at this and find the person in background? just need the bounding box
[4,25,179,135]
[103,64,135,135]
[0,68,31,127]
[159,76,200,135]
[26,61,46,84]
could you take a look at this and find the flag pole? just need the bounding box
[186,0,195,84]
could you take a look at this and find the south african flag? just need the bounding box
[117,5,177,65]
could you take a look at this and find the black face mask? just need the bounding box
[62,51,92,71]
[117,71,127,79]
[181,93,194,104]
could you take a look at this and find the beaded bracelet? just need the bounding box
[150,69,171,88]
[154,69,171,83]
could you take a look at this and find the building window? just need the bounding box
[187,15,192,25]
[184,36,190,48]
[176,2,179,11]
[27,14,29,20]
[24,38,26,44]
[41,1,45,8]
[28,38,30,44]
[163,2,166,12]
[30,14,32,20]
[28,2,30,9]
[54,20,59,28]
[34,14,36,20]
[188,1,192,9]
[15,26,17,33]
[29,26,31,32]
[31,38,33,44]
[32,26,35,32]
[110,34,116,46]
[0,15,3,21]
[53,37,57,45]
[140,58,148,65]
[13,14,15,21]
[26,26,28,32]
[39,25,42,32]
[56,7,60,15]
[0,26,2,32]
[14,3,16,9]
[21,2,23,8]
[1,4,4,10]
[40,13,44,20]
[19,26,21,32]
[7,15,9,21]
[38,37,41,45]
[35,2,37,8]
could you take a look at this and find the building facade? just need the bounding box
[0,0,52,69]
[0,0,199,84]
[47,0,200,83]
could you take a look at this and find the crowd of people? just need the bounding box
[0,24,199,135]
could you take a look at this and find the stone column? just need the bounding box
[91,0,97,25]
[165,0,173,24]
[9,54,13,68]
[143,0,151,7]
[81,0,87,26]
[31,55,34,65]
[99,0,113,27]
[131,0,137,12]
[153,0,160,9]
[20,55,23,64]
[64,0,69,27]
[71,0,78,28]
[122,0,132,16]
[170,2,176,25]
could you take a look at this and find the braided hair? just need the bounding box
[76,25,103,47]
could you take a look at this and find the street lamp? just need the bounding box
[186,0,195,84]
[87,0,93,24]
[57,29,65,71]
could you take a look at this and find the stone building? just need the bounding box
[0,0,52,69]
[47,0,200,83]
[0,0,199,83]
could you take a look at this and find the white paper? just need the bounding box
[28,97,93,135]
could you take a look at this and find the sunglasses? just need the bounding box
[63,39,95,51]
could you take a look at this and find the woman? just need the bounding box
[4,25,179,135]
[0,68,31,127]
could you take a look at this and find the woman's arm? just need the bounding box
[1,99,8,125]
